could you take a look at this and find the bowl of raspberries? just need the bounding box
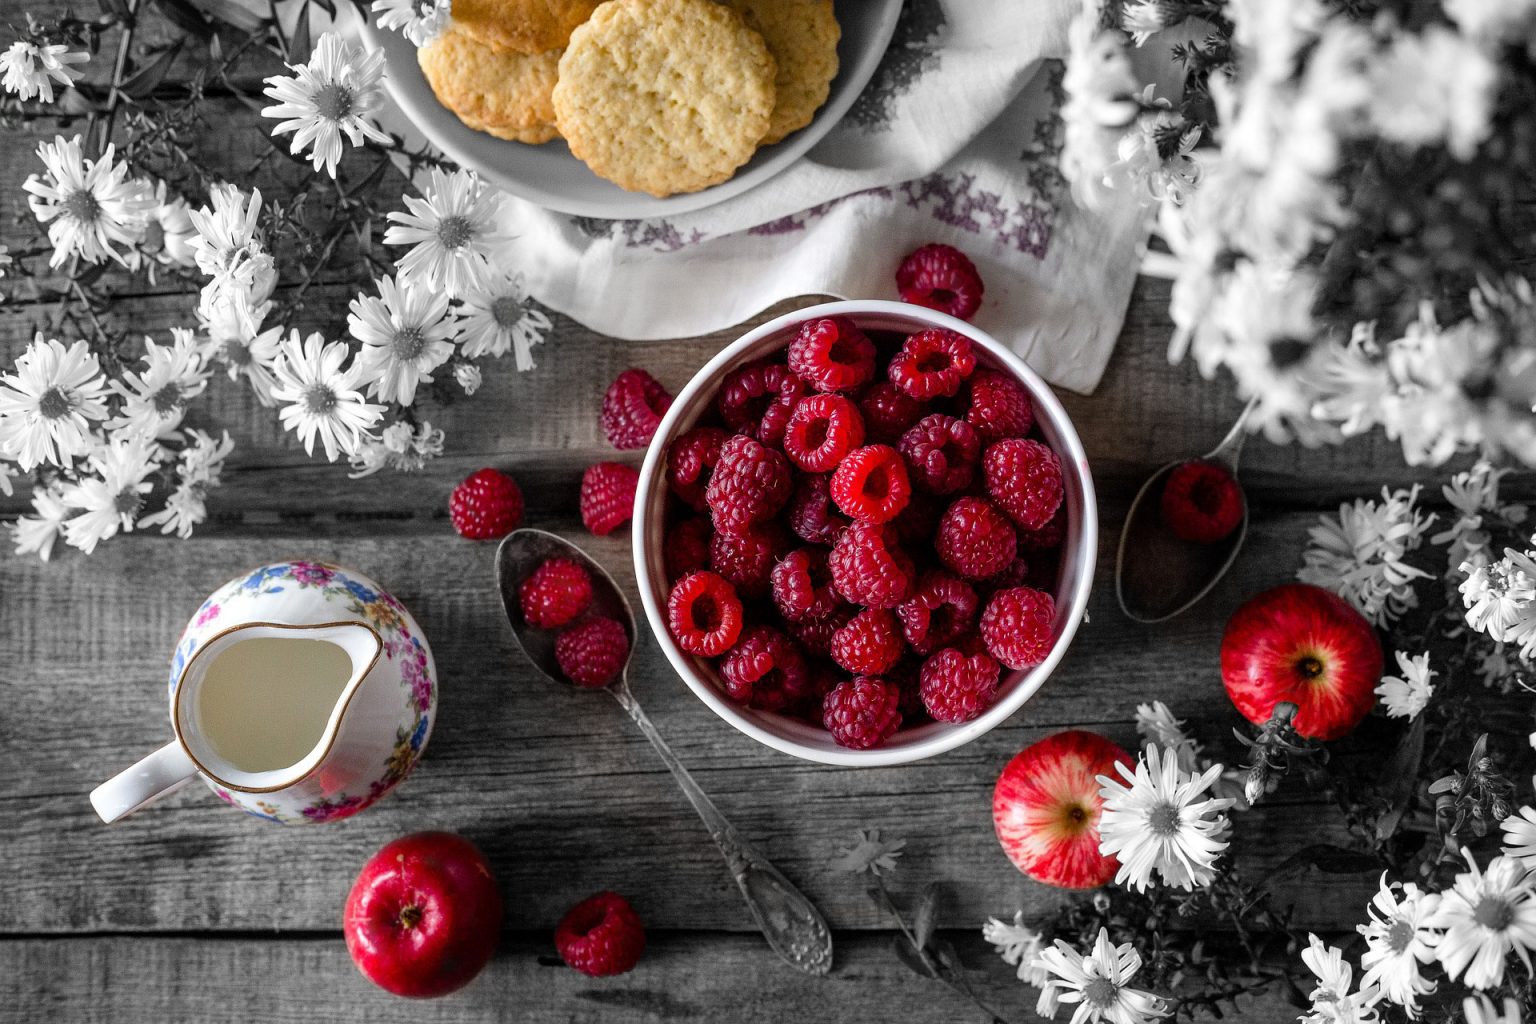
[632,300,1097,765]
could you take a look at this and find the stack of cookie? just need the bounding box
[417,0,840,198]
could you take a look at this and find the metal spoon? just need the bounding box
[495,528,834,976]
[1115,397,1259,623]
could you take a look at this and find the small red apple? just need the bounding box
[344,831,503,998]
[1221,583,1382,741]
[993,730,1133,889]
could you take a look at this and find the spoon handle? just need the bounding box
[608,678,834,976]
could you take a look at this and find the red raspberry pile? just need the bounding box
[660,315,1069,749]
[516,555,630,688]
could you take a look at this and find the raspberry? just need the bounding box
[983,438,1064,531]
[783,394,866,473]
[718,361,802,444]
[830,607,904,677]
[822,677,902,749]
[664,516,713,579]
[519,556,593,629]
[896,571,979,655]
[858,380,925,443]
[554,617,629,688]
[788,473,849,545]
[896,243,985,321]
[719,626,809,711]
[993,554,1032,590]
[935,496,1018,580]
[1016,506,1066,552]
[709,520,790,596]
[919,647,1001,723]
[555,892,646,978]
[600,368,672,450]
[830,444,911,524]
[829,521,914,608]
[666,427,729,510]
[667,571,744,657]
[580,462,639,536]
[1160,459,1244,543]
[705,434,791,534]
[788,604,855,657]
[887,328,976,400]
[898,413,980,494]
[965,368,1033,442]
[980,586,1056,670]
[787,316,877,392]
[770,547,841,622]
[449,468,524,540]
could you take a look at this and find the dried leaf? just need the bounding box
[891,933,937,979]
[1375,715,1425,841]
[120,42,184,99]
[913,882,940,953]
[288,0,312,64]
[152,0,215,38]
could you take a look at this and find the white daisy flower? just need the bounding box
[1357,874,1439,1014]
[348,273,458,406]
[1501,805,1536,870]
[203,320,283,407]
[1111,98,1203,206]
[1434,460,1526,579]
[0,334,110,470]
[456,270,551,368]
[1369,26,1496,161]
[384,167,508,299]
[1464,994,1523,1024]
[187,183,267,283]
[197,267,277,353]
[1059,2,1143,212]
[1120,0,1171,46]
[371,0,451,46]
[1031,927,1166,1024]
[60,433,163,554]
[108,329,211,439]
[10,483,71,562]
[1460,549,1536,658]
[1429,852,1536,990]
[23,135,149,267]
[139,429,234,539]
[261,33,390,178]
[347,419,444,479]
[1297,485,1434,627]
[0,40,88,102]
[1300,934,1380,1024]
[454,363,481,395]
[1375,651,1435,720]
[270,330,384,462]
[130,179,198,271]
[983,911,1049,988]
[1097,743,1234,892]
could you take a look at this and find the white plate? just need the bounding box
[360,0,903,219]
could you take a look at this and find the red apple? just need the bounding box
[344,831,503,998]
[1221,583,1382,741]
[993,730,1133,889]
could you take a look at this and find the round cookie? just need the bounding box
[452,0,601,54]
[724,0,840,145]
[552,0,777,197]
[418,23,560,145]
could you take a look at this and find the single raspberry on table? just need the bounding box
[829,521,915,609]
[1015,506,1066,552]
[919,647,1001,723]
[899,413,980,494]
[709,520,790,597]
[580,462,639,536]
[830,607,904,677]
[666,427,730,510]
[717,361,803,444]
[888,328,976,400]
[787,473,849,545]
[519,557,593,629]
[600,368,673,450]
[705,434,791,534]
[449,468,524,540]
[830,444,912,524]
[667,571,744,657]
[896,571,979,655]
[980,586,1056,670]
[770,547,841,622]
[896,243,985,321]
[965,368,1034,441]
[719,626,810,712]
[783,394,866,473]
[555,617,629,688]
[935,496,1018,581]
[788,603,855,658]
[983,438,1064,531]
[1160,459,1244,543]
[555,891,646,978]
[822,676,903,750]
[664,516,713,579]
[787,316,877,393]
[859,380,926,443]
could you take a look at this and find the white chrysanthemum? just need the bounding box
[371,0,451,46]
[1297,485,1434,627]
[131,179,198,271]
[1111,97,1202,206]
[270,331,384,462]
[384,167,508,299]
[0,334,110,470]
[1460,549,1536,658]
[108,330,211,439]
[1464,994,1524,1024]
[139,429,234,539]
[1134,701,1199,772]
[454,363,481,395]
[983,911,1049,988]
[1501,806,1536,871]
[0,40,87,102]
[1357,874,1439,1014]
[187,183,267,282]
[1059,1,1143,211]
[348,274,458,406]
[1375,650,1435,720]
[1369,26,1496,161]
[1300,934,1380,1024]
[204,321,283,408]
[1120,0,1171,45]
[1031,928,1166,1024]
[59,433,163,554]
[1434,461,1527,578]
[1097,744,1233,892]
[347,419,444,479]
[10,483,71,562]
[456,270,551,368]
[1429,853,1536,990]
[23,135,149,267]
[261,33,390,178]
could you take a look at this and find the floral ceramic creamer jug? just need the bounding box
[90,561,436,825]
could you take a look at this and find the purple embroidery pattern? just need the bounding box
[847,0,948,132]
[748,186,896,237]
[568,215,706,253]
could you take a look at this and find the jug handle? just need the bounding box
[90,742,199,823]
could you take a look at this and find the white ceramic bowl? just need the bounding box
[633,301,1098,766]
